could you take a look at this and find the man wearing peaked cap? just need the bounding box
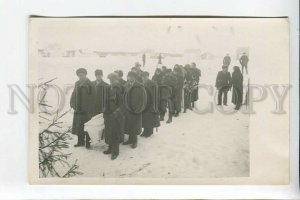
[76,68,87,75]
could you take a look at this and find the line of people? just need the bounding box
[70,62,201,160]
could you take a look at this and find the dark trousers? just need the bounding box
[109,144,119,155]
[184,89,191,109]
[143,127,154,136]
[128,134,138,144]
[218,87,228,105]
[242,64,248,74]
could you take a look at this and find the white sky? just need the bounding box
[31,18,285,56]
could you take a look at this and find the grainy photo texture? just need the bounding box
[28,17,289,184]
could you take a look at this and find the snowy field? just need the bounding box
[39,55,249,178]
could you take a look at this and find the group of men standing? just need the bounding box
[70,62,201,160]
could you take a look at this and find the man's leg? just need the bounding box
[217,89,223,105]
[85,131,91,149]
[111,143,119,160]
[223,89,228,105]
[131,134,138,149]
[123,134,133,145]
[103,145,112,154]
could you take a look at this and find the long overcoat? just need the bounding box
[70,78,94,136]
[174,72,184,112]
[231,71,243,105]
[123,81,147,136]
[103,84,124,145]
[91,80,108,116]
[142,79,160,129]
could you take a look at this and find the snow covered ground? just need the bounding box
[39,55,249,178]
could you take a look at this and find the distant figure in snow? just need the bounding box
[215,65,232,106]
[239,52,249,75]
[158,53,162,65]
[223,53,231,67]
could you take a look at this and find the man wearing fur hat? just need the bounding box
[70,68,94,148]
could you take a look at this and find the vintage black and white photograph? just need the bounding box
[28,17,289,184]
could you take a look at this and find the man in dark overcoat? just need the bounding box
[103,73,124,160]
[114,70,127,93]
[123,71,147,148]
[231,66,243,110]
[141,71,160,137]
[91,69,108,116]
[70,68,94,147]
[160,69,177,123]
[183,64,193,112]
[190,62,201,108]
[215,65,232,106]
[173,65,184,117]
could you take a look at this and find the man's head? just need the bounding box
[131,67,138,74]
[94,69,103,81]
[76,68,87,81]
[184,64,191,69]
[222,65,228,72]
[127,71,137,83]
[141,71,150,82]
[107,72,119,85]
[162,66,167,72]
[191,62,196,68]
[135,62,141,69]
[155,68,162,74]
[233,66,241,73]
[173,64,180,72]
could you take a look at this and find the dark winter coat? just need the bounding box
[118,78,127,93]
[91,80,108,116]
[123,81,147,136]
[215,71,232,91]
[174,72,184,112]
[191,67,201,102]
[159,72,178,113]
[231,71,243,105]
[142,79,160,129]
[103,83,124,145]
[70,78,94,135]
[152,73,163,85]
